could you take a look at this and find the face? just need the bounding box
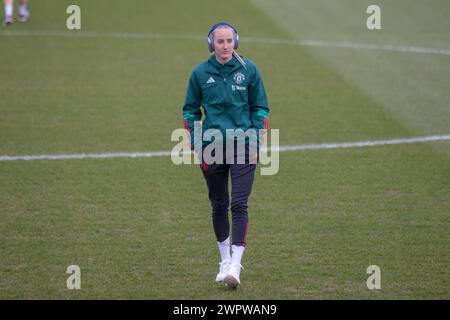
[213,27,235,63]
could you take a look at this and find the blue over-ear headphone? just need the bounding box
[207,21,239,52]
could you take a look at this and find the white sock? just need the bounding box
[5,4,13,17]
[19,5,28,16]
[231,245,245,266]
[217,237,231,262]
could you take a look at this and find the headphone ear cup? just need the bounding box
[207,35,214,52]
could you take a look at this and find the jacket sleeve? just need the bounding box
[182,70,203,149]
[249,65,269,131]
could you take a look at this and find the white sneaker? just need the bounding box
[224,263,243,288]
[215,259,231,282]
[3,16,13,25]
[18,7,30,22]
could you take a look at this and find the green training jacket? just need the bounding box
[182,54,269,149]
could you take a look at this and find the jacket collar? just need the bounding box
[206,54,242,76]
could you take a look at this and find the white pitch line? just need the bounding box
[1,135,449,162]
[274,134,450,152]
[0,151,172,161]
[245,37,450,57]
[1,29,450,57]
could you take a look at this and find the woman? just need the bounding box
[182,22,269,288]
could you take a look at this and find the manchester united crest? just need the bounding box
[233,72,245,85]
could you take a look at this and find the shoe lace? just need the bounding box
[219,260,231,272]
[230,263,244,272]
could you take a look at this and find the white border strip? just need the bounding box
[1,135,449,162]
[1,30,450,57]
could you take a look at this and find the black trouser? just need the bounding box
[201,143,256,247]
